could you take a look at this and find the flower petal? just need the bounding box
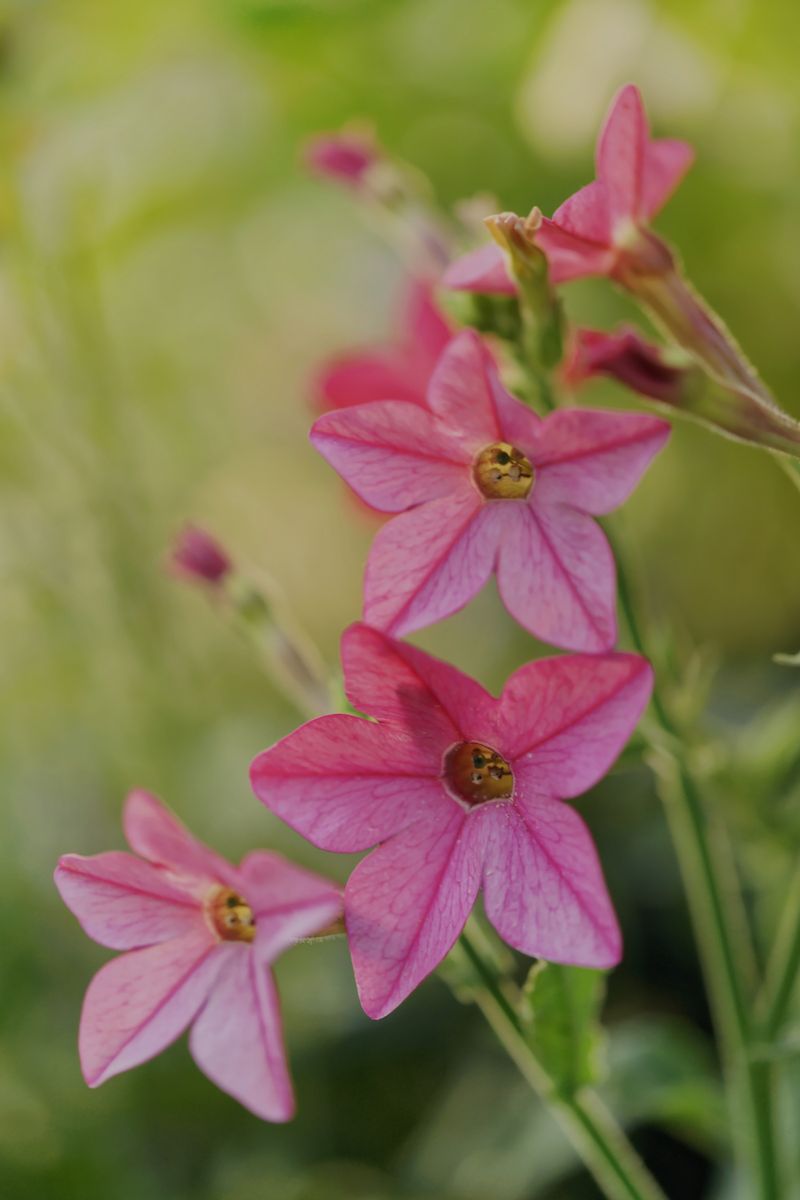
[536,216,617,283]
[595,83,647,228]
[642,139,694,221]
[250,715,451,853]
[534,408,670,514]
[426,330,504,445]
[497,652,653,794]
[481,800,621,968]
[346,807,482,1019]
[310,400,470,513]
[441,242,517,296]
[496,503,616,652]
[189,944,295,1122]
[551,180,611,246]
[341,622,495,746]
[123,791,238,896]
[402,278,453,372]
[79,927,223,1087]
[55,852,200,950]
[363,491,502,637]
[315,351,427,412]
[239,851,343,959]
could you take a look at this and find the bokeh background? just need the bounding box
[2,0,800,1197]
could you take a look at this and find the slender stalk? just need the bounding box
[758,858,800,1039]
[458,931,668,1200]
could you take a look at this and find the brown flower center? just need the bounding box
[208,887,256,943]
[473,442,534,500]
[443,741,514,807]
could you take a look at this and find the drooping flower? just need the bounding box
[313,279,451,414]
[170,524,231,586]
[443,83,693,294]
[251,623,652,1019]
[54,791,342,1121]
[310,329,669,652]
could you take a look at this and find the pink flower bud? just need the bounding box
[170,524,231,585]
[565,326,687,404]
[303,129,380,190]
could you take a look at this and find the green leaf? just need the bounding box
[521,962,607,1096]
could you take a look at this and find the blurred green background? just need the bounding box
[2,0,799,1197]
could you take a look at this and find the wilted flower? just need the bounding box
[251,624,653,1018]
[311,329,669,652]
[54,791,342,1120]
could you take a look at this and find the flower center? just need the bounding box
[443,741,514,807]
[473,442,534,500]
[208,887,256,943]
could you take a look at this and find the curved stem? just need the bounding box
[758,857,800,1039]
[457,931,668,1200]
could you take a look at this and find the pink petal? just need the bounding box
[123,791,238,897]
[595,84,648,228]
[250,715,451,853]
[310,400,470,513]
[346,807,482,1018]
[642,139,695,220]
[480,800,621,968]
[533,408,670,515]
[238,851,343,959]
[363,491,502,637]
[79,927,223,1087]
[496,503,616,652]
[536,217,617,283]
[55,852,200,950]
[341,622,496,746]
[402,279,452,374]
[551,180,611,246]
[190,944,295,1122]
[441,243,517,296]
[497,652,653,795]
[425,330,505,446]
[315,351,427,412]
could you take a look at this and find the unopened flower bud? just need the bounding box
[170,524,231,586]
[484,209,563,368]
[303,128,381,190]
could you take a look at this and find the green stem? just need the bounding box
[758,857,800,1039]
[457,931,668,1200]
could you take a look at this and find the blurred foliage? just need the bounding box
[1,0,799,1197]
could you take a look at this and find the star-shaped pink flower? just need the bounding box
[314,279,451,414]
[54,791,342,1121]
[444,83,693,294]
[251,623,653,1019]
[311,329,669,652]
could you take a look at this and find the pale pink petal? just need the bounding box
[55,852,199,950]
[346,807,482,1018]
[480,800,621,967]
[536,217,617,282]
[551,180,611,245]
[497,652,653,794]
[363,491,503,637]
[250,715,451,852]
[123,791,238,896]
[79,927,224,1087]
[190,945,295,1122]
[239,851,343,959]
[441,243,517,295]
[315,351,426,411]
[496,503,616,652]
[402,279,452,373]
[533,408,670,514]
[642,139,695,220]
[595,84,647,227]
[311,400,470,513]
[493,384,544,451]
[340,622,495,746]
[425,330,504,445]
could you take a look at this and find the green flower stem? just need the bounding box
[456,930,668,1200]
[758,858,800,1040]
[607,527,780,1200]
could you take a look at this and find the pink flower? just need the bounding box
[170,524,231,585]
[444,84,693,294]
[313,279,451,413]
[310,329,669,652]
[251,623,653,1018]
[303,128,381,189]
[565,326,687,403]
[54,791,342,1121]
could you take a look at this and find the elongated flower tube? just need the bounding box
[251,623,653,1019]
[311,329,669,652]
[54,791,342,1121]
